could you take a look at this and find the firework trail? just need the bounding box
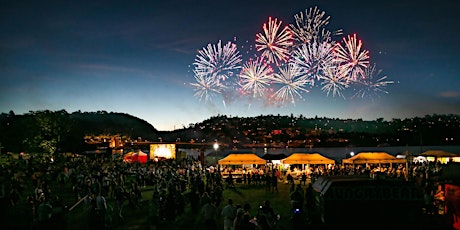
[290,6,342,45]
[238,57,274,98]
[319,65,349,98]
[255,17,293,66]
[291,40,335,86]
[193,40,242,87]
[352,63,394,99]
[335,34,370,82]
[271,63,310,105]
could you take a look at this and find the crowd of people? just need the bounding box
[2,152,282,230]
[0,152,452,230]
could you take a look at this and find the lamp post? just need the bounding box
[213,142,219,171]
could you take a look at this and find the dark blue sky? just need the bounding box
[1,0,459,130]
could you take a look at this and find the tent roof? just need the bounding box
[124,150,147,156]
[218,153,266,165]
[342,152,407,164]
[282,153,335,165]
[132,150,147,156]
[420,150,459,158]
[124,151,135,156]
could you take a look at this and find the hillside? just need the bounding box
[160,114,460,149]
[1,110,459,154]
[0,110,158,153]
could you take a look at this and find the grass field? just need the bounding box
[111,182,300,230]
[3,170,451,230]
[3,173,304,230]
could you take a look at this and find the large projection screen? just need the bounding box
[150,144,176,159]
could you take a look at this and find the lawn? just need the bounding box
[110,181,300,230]
[3,168,449,230]
[3,171,304,230]
[53,179,452,230]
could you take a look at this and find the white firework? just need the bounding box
[189,6,393,105]
[190,71,223,102]
[271,63,310,105]
[319,65,349,98]
[291,41,335,86]
[335,34,370,82]
[255,17,293,65]
[290,6,342,45]
[352,63,394,99]
[238,58,273,98]
[193,40,242,86]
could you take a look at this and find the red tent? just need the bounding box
[124,150,148,164]
[123,151,134,162]
[132,150,148,163]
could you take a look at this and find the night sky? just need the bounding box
[1,0,459,131]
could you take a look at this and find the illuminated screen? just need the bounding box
[150,144,176,159]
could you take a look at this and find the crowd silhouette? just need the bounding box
[0,152,453,230]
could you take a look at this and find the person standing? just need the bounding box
[305,183,314,223]
[201,200,219,230]
[114,185,127,222]
[149,191,160,230]
[301,173,307,186]
[290,184,304,212]
[221,199,237,230]
[37,196,53,230]
[271,171,278,193]
[95,192,107,229]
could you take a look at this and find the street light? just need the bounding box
[213,142,219,171]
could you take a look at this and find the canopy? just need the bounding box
[218,153,266,165]
[124,150,148,164]
[123,151,134,161]
[420,150,459,158]
[282,153,335,165]
[341,152,407,164]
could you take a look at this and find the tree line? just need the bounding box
[1,110,459,154]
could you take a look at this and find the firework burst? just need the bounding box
[189,6,393,107]
[335,34,370,82]
[319,65,349,98]
[238,58,274,98]
[352,63,393,99]
[190,71,223,102]
[291,40,335,86]
[290,6,342,45]
[193,40,242,85]
[255,17,293,65]
[271,63,310,105]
